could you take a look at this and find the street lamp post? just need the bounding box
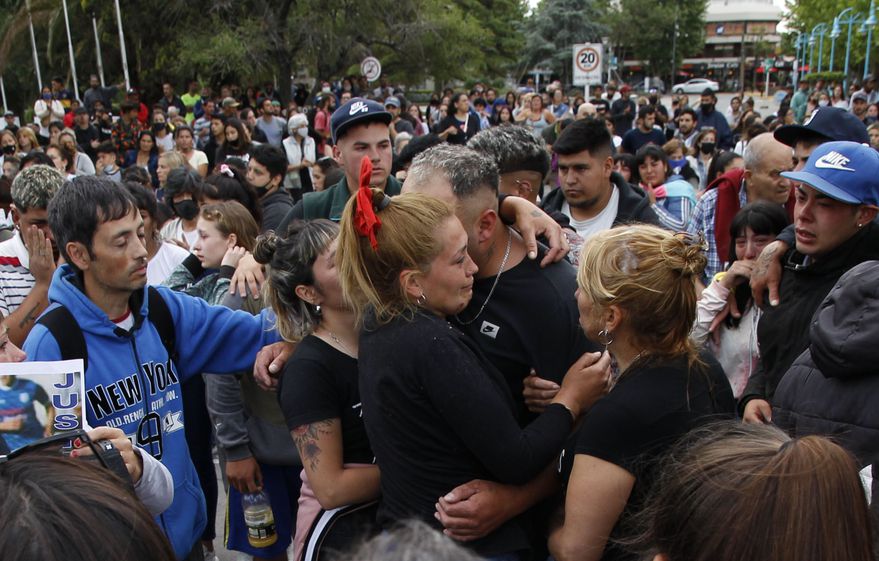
[864,0,877,79]
[795,34,806,82]
[836,7,866,93]
[830,17,840,72]
[812,23,829,73]
[808,32,816,77]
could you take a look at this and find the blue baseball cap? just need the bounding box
[781,141,879,206]
[774,107,869,146]
[331,97,392,144]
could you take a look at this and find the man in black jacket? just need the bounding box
[541,119,660,238]
[740,141,879,423]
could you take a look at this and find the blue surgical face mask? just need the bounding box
[669,158,688,171]
[42,93,52,100]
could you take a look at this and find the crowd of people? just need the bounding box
[0,72,877,561]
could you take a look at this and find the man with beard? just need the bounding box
[675,107,698,148]
[540,119,660,239]
[694,88,733,149]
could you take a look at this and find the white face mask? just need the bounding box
[297,126,309,137]
[321,87,331,93]
[818,100,829,107]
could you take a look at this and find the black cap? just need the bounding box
[73,107,88,116]
[331,98,392,144]
[773,106,869,146]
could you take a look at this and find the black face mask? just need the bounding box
[1,145,14,155]
[700,103,715,114]
[700,142,716,155]
[252,179,275,198]
[174,199,199,221]
[152,124,165,135]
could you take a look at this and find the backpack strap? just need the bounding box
[35,288,177,372]
[147,286,177,364]
[36,304,88,367]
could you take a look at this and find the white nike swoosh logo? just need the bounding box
[814,160,855,171]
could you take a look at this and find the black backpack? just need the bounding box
[36,286,176,370]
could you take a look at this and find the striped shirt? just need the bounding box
[0,232,35,317]
[686,184,749,285]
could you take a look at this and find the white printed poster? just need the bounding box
[0,359,87,453]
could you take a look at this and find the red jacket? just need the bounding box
[707,168,794,262]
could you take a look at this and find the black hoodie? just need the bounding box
[541,171,660,228]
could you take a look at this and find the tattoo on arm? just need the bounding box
[291,419,334,472]
[755,246,778,277]
[18,303,42,329]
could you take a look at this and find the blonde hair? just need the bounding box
[337,189,455,325]
[16,127,39,151]
[577,224,706,362]
[158,150,188,172]
[198,201,259,252]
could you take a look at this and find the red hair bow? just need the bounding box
[353,156,382,250]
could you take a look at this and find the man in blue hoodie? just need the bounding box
[23,176,280,560]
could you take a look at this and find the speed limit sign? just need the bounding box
[573,44,603,86]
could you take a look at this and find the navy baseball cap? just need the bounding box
[331,97,391,143]
[781,141,879,206]
[774,107,869,146]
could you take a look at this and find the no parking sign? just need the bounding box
[572,44,603,86]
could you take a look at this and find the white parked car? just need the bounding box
[672,78,720,94]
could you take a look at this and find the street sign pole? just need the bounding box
[573,44,604,89]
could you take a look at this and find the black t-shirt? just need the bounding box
[96,118,114,142]
[359,311,573,557]
[75,125,100,161]
[451,249,599,423]
[611,99,636,133]
[437,113,479,145]
[559,352,735,561]
[278,335,373,465]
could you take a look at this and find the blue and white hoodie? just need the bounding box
[24,264,279,559]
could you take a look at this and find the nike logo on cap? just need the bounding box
[349,101,369,116]
[814,151,855,172]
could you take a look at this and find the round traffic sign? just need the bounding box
[361,57,382,82]
[575,47,600,73]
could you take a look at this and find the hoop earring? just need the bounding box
[597,329,614,349]
[416,293,427,306]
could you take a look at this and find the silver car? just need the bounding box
[672,78,720,94]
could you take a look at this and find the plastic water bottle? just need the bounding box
[242,490,278,548]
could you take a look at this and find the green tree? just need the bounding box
[786,0,875,79]
[519,0,607,85]
[603,0,707,83]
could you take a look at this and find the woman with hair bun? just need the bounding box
[337,158,610,560]
[639,422,874,561]
[549,224,735,561]
[256,219,379,561]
